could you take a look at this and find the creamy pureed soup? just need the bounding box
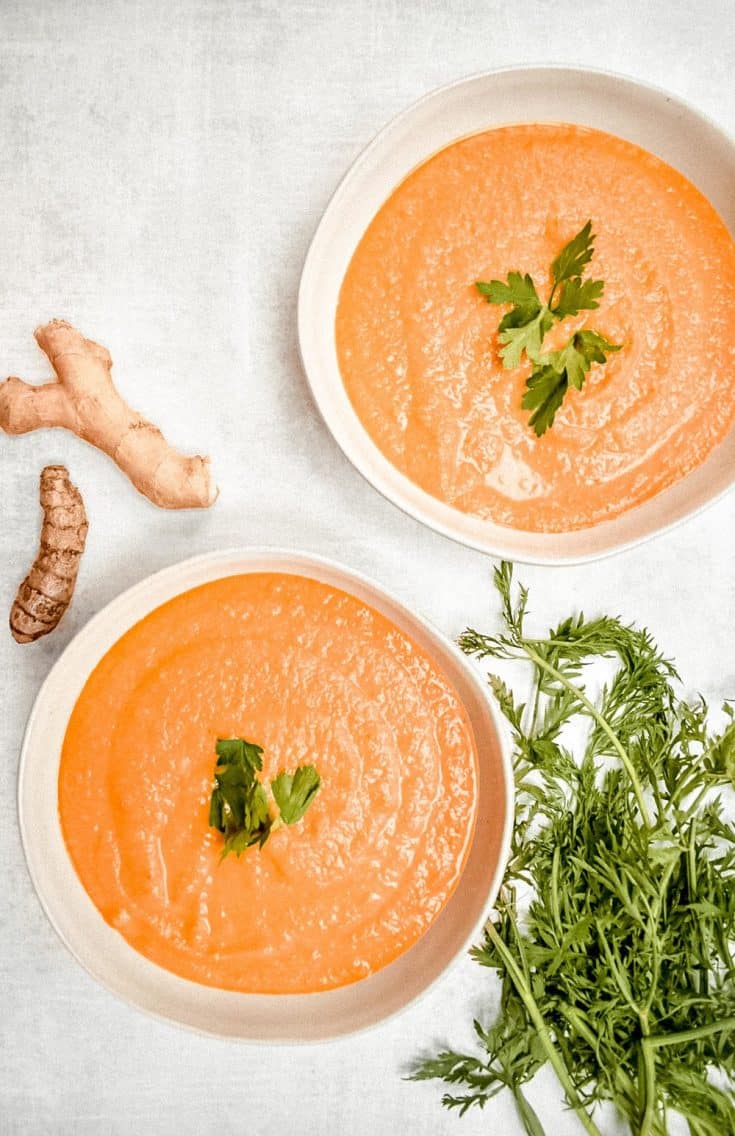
[336,124,735,532]
[59,573,478,993]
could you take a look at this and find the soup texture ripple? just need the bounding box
[336,124,735,531]
[59,573,478,993]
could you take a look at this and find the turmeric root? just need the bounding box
[10,465,88,643]
[0,320,216,509]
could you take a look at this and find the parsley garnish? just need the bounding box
[476,222,621,435]
[209,737,320,858]
[412,564,735,1136]
[522,330,621,437]
[271,766,322,826]
[475,272,554,370]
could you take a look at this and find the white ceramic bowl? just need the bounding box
[18,548,512,1041]
[298,67,735,564]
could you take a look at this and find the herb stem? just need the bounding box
[639,1033,658,1136]
[528,672,543,738]
[485,922,604,1136]
[523,644,653,827]
[559,1004,670,1136]
[642,1017,735,1049]
[513,1087,546,1136]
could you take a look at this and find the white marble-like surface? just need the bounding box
[1,2,733,1133]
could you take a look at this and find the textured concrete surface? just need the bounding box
[0,1,733,1133]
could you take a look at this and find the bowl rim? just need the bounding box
[17,546,514,1043]
[297,64,735,566]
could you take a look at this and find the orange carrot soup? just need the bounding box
[59,573,478,993]
[336,124,735,532]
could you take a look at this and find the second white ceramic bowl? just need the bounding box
[298,67,735,564]
[18,548,512,1041]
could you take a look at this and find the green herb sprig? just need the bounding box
[476,222,621,435]
[522,329,621,437]
[412,564,735,1136]
[208,737,320,858]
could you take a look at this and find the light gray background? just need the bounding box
[1,2,733,1133]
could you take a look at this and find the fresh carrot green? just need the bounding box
[412,564,735,1135]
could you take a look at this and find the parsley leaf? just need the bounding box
[475,221,620,434]
[520,363,568,438]
[551,276,604,320]
[209,737,320,859]
[222,782,272,856]
[549,223,604,318]
[476,272,551,369]
[271,765,321,825]
[522,331,621,436]
[476,272,542,320]
[498,309,554,370]
[216,736,263,777]
[550,219,595,288]
[569,329,621,379]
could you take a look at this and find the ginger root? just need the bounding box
[0,320,216,509]
[10,465,88,643]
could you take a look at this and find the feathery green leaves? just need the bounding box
[413,565,735,1136]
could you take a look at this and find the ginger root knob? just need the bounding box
[0,320,217,510]
[10,465,88,643]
